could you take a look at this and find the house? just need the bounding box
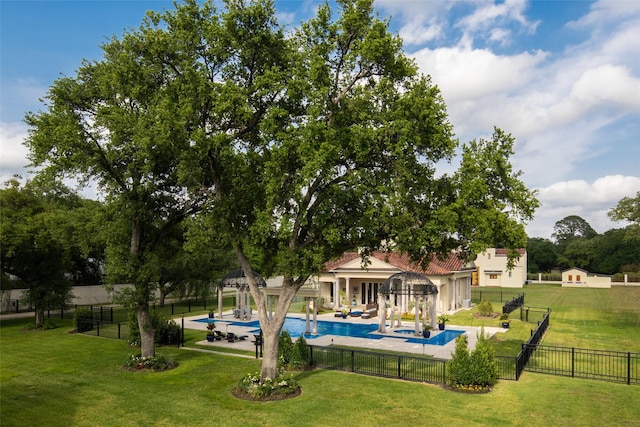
[314,251,475,315]
[561,267,611,288]
[472,248,527,288]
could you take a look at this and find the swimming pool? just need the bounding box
[195,317,464,346]
[195,317,379,339]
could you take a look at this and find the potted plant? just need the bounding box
[437,314,449,331]
[422,324,432,338]
[206,322,216,342]
[500,313,510,329]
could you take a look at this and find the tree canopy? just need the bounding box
[24,0,539,380]
[0,178,104,325]
[609,191,640,242]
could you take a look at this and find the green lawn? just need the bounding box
[2,284,640,426]
[453,284,640,355]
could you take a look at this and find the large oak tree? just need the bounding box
[24,0,538,380]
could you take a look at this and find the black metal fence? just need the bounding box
[471,288,523,304]
[77,318,131,341]
[308,345,448,384]
[524,344,639,385]
[502,294,525,314]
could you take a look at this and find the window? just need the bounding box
[576,275,581,281]
[489,274,498,279]
[568,275,573,281]
[509,271,512,278]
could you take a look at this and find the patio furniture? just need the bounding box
[227,332,249,343]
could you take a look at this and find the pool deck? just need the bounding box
[183,310,506,360]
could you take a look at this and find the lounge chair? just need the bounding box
[213,330,226,340]
[227,332,249,342]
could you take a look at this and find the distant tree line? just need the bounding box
[527,192,640,275]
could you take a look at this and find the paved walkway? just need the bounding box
[183,310,505,360]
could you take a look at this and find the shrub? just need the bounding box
[477,299,493,316]
[291,335,310,368]
[447,329,498,390]
[128,310,181,347]
[74,306,94,332]
[469,329,498,387]
[448,335,472,386]
[278,330,294,367]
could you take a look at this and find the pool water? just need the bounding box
[406,329,465,345]
[195,317,464,346]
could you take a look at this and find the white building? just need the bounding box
[473,248,527,288]
[315,251,475,315]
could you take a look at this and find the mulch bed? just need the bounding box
[440,383,493,394]
[231,387,302,402]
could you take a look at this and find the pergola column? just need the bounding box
[378,293,386,333]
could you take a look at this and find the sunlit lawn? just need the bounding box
[2,284,640,426]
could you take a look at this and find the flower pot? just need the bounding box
[422,330,431,338]
[438,323,445,331]
[501,322,510,329]
[206,335,215,342]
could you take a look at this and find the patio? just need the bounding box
[183,310,505,360]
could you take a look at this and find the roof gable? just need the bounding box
[323,251,467,276]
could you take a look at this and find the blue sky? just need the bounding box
[1,0,639,239]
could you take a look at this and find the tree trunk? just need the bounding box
[235,245,301,382]
[158,288,166,308]
[137,304,155,358]
[35,307,45,326]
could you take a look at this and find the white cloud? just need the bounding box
[456,0,539,34]
[526,175,640,238]
[0,122,32,183]
[567,0,640,29]
[411,45,547,104]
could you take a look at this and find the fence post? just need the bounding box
[309,345,314,366]
[97,321,100,337]
[118,323,121,340]
[397,356,402,379]
[181,313,185,347]
[110,307,113,323]
[628,352,632,385]
[571,348,575,378]
[351,350,355,372]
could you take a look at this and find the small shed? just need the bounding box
[562,268,611,288]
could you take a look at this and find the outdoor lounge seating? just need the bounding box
[213,330,226,340]
[226,332,248,343]
[361,303,378,319]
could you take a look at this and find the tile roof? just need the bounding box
[323,251,467,276]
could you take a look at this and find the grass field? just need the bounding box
[2,284,639,426]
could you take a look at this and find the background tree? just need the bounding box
[552,215,598,246]
[0,179,104,325]
[526,237,558,273]
[24,2,213,355]
[609,191,640,242]
[589,229,640,274]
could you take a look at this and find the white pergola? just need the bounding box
[378,272,438,335]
